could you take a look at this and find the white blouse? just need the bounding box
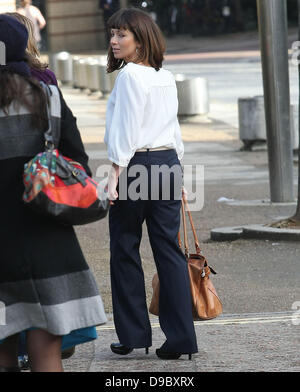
[104,62,184,167]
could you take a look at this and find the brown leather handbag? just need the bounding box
[149,193,223,320]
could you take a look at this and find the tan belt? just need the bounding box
[136,146,173,152]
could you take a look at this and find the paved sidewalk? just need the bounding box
[63,312,300,372]
[58,82,300,373]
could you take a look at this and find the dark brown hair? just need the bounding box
[107,8,166,73]
[0,71,47,130]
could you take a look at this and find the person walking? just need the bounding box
[104,8,198,360]
[17,0,46,50]
[99,0,120,47]
[0,14,107,372]
[5,12,100,366]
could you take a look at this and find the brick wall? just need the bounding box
[46,0,105,53]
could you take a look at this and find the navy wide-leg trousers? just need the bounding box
[109,149,198,354]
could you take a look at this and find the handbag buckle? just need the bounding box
[45,140,55,150]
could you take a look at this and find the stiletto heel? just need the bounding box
[156,348,193,360]
[111,343,150,356]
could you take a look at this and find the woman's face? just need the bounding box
[110,28,140,63]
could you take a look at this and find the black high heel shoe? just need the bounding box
[156,348,192,360]
[110,343,149,355]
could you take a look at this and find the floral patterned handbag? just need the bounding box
[23,83,109,225]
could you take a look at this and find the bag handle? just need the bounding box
[181,197,189,258]
[178,191,217,274]
[40,82,55,151]
[178,190,202,257]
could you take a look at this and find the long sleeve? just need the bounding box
[106,70,147,167]
[174,117,184,161]
[58,89,92,177]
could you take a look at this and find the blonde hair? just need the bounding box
[5,12,48,71]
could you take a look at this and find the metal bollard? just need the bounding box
[48,52,65,76]
[77,59,89,90]
[109,70,119,91]
[56,52,73,84]
[97,62,111,96]
[239,97,298,150]
[238,96,266,148]
[72,56,81,89]
[86,59,100,93]
[98,55,108,64]
[175,74,209,116]
[97,55,119,92]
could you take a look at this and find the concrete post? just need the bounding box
[238,96,266,148]
[257,0,294,202]
[293,0,300,218]
[175,75,209,116]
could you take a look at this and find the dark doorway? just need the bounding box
[31,0,48,51]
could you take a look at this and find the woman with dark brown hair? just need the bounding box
[105,8,198,360]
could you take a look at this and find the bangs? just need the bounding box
[107,11,131,31]
[106,8,165,73]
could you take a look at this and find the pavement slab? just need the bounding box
[63,312,300,373]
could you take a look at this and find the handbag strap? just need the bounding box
[178,191,216,274]
[181,198,189,258]
[177,231,182,249]
[178,191,202,257]
[40,82,55,151]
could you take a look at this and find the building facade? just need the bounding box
[46,0,105,52]
[1,0,129,52]
[0,0,17,13]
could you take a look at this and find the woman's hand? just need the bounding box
[107,163,124,205]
